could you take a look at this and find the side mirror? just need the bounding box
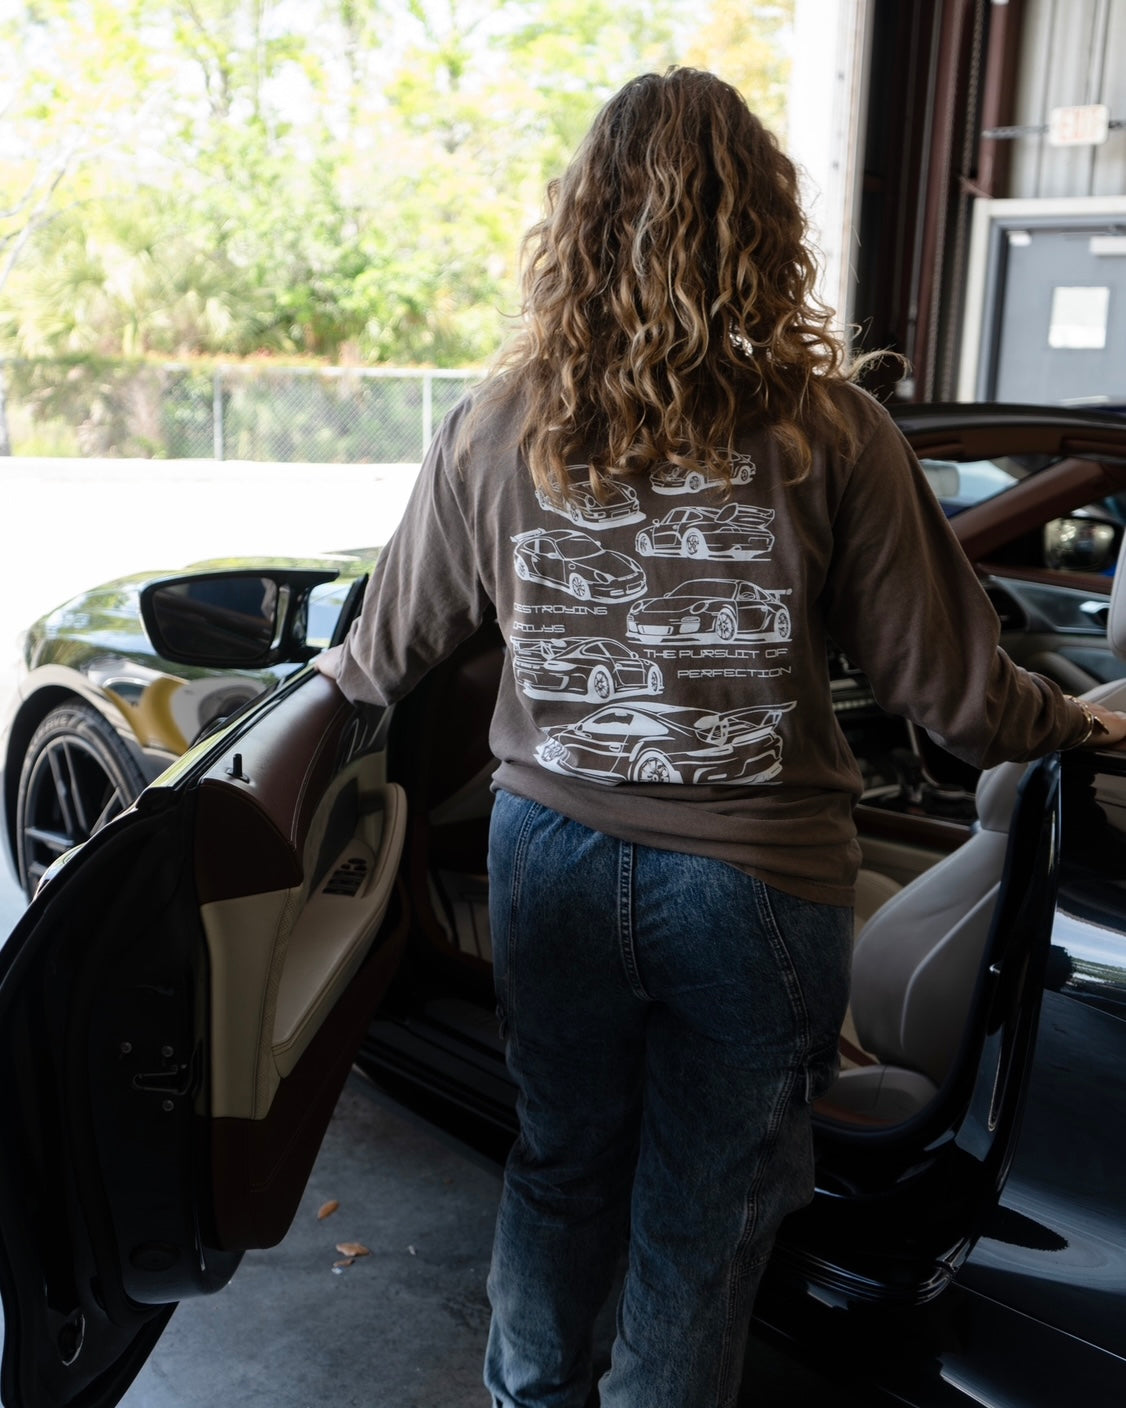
[1043,517,1120,573]
[140,568,341,668]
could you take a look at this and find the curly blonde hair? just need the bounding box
[472,68,865,499]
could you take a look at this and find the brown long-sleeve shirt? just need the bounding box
[332,384,1085,904]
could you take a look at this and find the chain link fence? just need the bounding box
[0,359,481,462]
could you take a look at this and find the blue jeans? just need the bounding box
[483,791,853,1408]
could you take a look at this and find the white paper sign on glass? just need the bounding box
[1048,286,1110,350]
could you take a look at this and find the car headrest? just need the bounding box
[1108,529,1126,661]
[975,759,1024,833]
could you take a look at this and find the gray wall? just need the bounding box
[1009,0,1126,198]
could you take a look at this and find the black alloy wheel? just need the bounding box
[16,703,146,899]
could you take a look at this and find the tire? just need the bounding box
[633,750,681,784]
[588,667,614,701]
[646,665,663,694]
[685,472,704,494]
[715,609,737,642]
[569,573,591,601]
[515,556,531,580]
[773,609,792,641]
[683,531,706,558]
[15,703,146,899]
[636,532,654,557]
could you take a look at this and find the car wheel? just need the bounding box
[715,609,737,642]
[515,556,531,580]
[633,750,681,784]
[685,472,704,494]
[636,532,654,556]
[773,609,792,641]
[569,573,591,601]
[588,667,614,701]
[646,665,663,694]
[683,531,706,557]
[16,703,146,899]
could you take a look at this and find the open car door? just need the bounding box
[0,585,406,1408]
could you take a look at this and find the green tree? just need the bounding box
[2,0,795,379]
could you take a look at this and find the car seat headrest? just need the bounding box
[1107,528,1126,661]
[975,759,1024,833]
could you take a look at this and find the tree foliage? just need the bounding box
[1,0,794,368]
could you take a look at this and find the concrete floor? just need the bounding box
[119,1079,502,1408]
[111,1077,864,1408]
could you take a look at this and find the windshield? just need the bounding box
[920,455,1062,515]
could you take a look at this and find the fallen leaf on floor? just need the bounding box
[317,1200,340,1220]
[336,1241,370,1257]
[333,1257,355,1269]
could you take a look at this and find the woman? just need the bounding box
[317,69,1126,1408]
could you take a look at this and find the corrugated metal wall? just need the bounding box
[1010,0,1126,197]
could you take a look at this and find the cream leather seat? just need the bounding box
[824,540,1126,1126]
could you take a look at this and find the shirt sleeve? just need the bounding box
[820,406,1086,768]
[332,405,492,708]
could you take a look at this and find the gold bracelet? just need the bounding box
[1066,696,1110,748]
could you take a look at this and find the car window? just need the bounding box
[920,456,1028,511]
[305,580,352,648]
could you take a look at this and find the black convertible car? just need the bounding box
[3,404,1126,1408]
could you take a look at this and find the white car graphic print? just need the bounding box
[512,529,647,602]
[649,454,756,495]
[535,700,795,785]
[635,504,774,561]
[534,467,646,530]
[626,579,791,645]
[511,637,664,702]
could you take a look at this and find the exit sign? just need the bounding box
[1049,104,1110,146]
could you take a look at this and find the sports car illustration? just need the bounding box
[650,453,756,495]
[511,528,647,602]
[534,467,646,529]
[534,700,794,785]
[634,503,775,560]
[627,579,791,645]
[510,637,664,701]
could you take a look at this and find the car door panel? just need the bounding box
[0,670,406,1408]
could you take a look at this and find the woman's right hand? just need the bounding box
[1076,699,1126,749]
